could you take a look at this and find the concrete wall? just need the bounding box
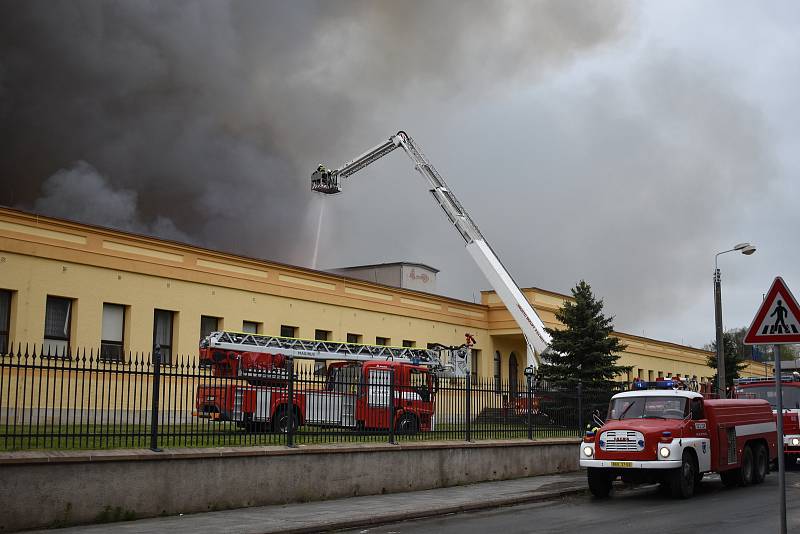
[0,439,579,531]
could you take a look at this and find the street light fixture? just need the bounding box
[714,242,756,397]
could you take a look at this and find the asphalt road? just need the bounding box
[345,471,800,534]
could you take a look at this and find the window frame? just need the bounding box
[347,333,363,344]
[242,321,261,334]
[280,325,298,338]
[494,351,502,394]
[375,336,390,346]
[402,340,416,348]
[200,315,220,341]
[0,289,10,355]
[315,329,331,341]
[43,295,73,358]
[153,309,175,365]
[470,348,480,378]
[100,303,126,362]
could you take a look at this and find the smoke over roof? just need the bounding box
[0,1,625,265]
[4,2,793,348]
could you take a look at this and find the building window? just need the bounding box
[375,336,390,346]
[153,309,174,364]
[347,333,362,344]
[200,315,220,341]
[494,351,502,394]
[0,290,10,355]
[44,296,72,357]
[470,349,481,378]
[402,340,416,348]
[315,329,331,341]
[242,321,261,334]
[280,325,298,338]
[100,303,125,362]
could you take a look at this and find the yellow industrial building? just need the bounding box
[0,206,767,386]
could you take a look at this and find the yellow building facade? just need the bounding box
[0,206,768,385]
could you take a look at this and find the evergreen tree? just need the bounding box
[538,280,629,387]
[706,330,748,387]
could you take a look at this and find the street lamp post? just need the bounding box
[714,243,756,398]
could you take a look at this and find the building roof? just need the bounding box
[0,205,475,309]
[329,262,440,273]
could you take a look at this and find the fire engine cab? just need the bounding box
[580,382,778,498]
[735,375,800,469]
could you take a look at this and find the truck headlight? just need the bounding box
[659,446,671,458]
[791,438,799,447]
[583,446,594,458]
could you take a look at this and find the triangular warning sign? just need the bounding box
[744,277,800,345]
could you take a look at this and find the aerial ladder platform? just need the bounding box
[312,131,552,370]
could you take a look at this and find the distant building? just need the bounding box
[328,262,438,293]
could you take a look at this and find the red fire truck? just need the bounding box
[194,331,471,433]
[579,382,778,499]
[735,375,800,469]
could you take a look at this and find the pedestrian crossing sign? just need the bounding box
[744,277,800,345]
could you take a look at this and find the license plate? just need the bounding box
[610,461,633,468]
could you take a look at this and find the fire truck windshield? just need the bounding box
[738,385,800,409]
[608,396,688,420]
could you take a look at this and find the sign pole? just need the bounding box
[774,344,786,534]
[742,276,800,534]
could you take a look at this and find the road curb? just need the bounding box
[266,484,587,534]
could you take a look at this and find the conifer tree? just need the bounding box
[539,280,629,387]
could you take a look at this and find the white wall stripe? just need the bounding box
[735,421,777,436]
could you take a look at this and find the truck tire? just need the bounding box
[785,454,798,471]
[669,452,697,499]
[753,444,768,484]
[720,469,740,488]
[272,406,299,433]
[740,445,754,486]
[587,468,612,498]
[396,413,419,435]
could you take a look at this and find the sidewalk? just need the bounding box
[33,472,586,534]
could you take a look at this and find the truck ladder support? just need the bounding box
[202,331,470,377]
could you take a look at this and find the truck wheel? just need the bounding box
[753,444,768,484]
[694,471,704,486]
[669,453,697,499]
[272,406,299,433]
[785,454,798,471]
[587,468,612,498]
[740,445,754,486]
[396,413,419,435]
[720,469,740,488]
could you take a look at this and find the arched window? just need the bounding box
[494,351,502,394]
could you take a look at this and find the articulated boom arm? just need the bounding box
[311,131,551,369]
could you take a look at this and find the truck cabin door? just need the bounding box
[689,397,712,472]
[358,367,392,430]
[408,368,432,403]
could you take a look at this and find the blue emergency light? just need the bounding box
[632,379,677,390]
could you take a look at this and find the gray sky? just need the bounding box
[1,1,798,348]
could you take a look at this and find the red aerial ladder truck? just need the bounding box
[735,374,800,469]
[194,331,473,433]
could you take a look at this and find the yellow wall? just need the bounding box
[0,206,770,384]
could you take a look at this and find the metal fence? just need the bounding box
[0,343,621,451]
